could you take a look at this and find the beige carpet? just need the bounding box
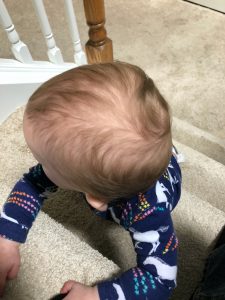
[1,0,225,299]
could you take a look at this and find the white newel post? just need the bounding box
[0,0,33,63]
[64,0,87,65]
[32,0,64,64]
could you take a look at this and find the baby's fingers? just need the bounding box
[60,280,76,294]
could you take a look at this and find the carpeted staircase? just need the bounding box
[0,1,225,299]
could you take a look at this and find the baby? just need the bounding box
[0,62,182,300]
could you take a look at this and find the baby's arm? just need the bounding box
[97,212,178,300]
[0,164,58,295]
[97,159,182,300]
[0,164,58,243]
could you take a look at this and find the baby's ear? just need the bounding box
[49,292,68,300]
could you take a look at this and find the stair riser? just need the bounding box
[175,141,225,213]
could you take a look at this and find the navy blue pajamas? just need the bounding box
[0,155,181,300]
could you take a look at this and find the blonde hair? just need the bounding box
[24,61,172,199]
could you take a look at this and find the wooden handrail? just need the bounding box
[83,0,113,64]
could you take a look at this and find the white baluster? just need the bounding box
[32,0,64,64]
[0,0,33,63]
[64,0,87,66]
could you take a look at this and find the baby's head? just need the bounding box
[23,61,172,201]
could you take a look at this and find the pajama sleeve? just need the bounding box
[97,201,178,299]
[0,164,58,243]
[97,156,182,300]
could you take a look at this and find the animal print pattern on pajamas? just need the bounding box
[98,155,182,299]
[0,155,181,299]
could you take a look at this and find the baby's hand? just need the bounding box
[0,236,20,297]
[61,280,99,300]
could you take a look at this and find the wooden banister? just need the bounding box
[83,0,113,64]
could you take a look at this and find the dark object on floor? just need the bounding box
[190,226,225,299]
[49,293,69,300]
[214,226,225,250]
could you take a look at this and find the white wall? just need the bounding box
[0,83,41,124]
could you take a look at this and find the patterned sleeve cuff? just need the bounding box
[97,281,120,300]
[0,217,29,243]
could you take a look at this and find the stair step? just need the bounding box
[172,188,225,300]
[1,210,119,300]
[172,117,225,165]
[174,140,225,213]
